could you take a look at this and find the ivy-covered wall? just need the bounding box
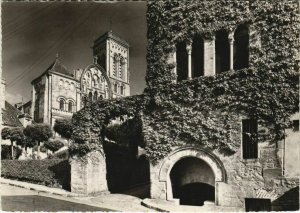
[71,0,299,165]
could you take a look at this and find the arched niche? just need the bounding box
[157,147,227,203]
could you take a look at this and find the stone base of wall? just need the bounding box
[70,150,108,194]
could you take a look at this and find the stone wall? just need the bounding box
[203,39,215,76]
[284,112,300,178]
[148,112,299,209]
[51,74,77,111]
[70,151,108,194]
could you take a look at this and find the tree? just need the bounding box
[53,119,73,145]
[24,136,38,156]
[23,124,53,159]
[1,145,22,160]
[1,127,10,140]
[1,127,25,159]
[44,139,64,153]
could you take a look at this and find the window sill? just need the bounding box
[241,158,259,163]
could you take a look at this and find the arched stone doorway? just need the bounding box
[170,157,215,206]
[152,147,227,205]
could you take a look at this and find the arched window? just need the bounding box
[89,92,93,101]
[176,41,188,81]
[59,79,64,88]
[113,55,118,77]
[215,29,230,74]
[192,35,204,78]
[114,84,118,93]
[119,57,125,79]
[59,99,65,111]
[83,96,87,107]
[94,91,98,101]
[99,95,103,100]
[120,85,124,95]
[92,79,96,87]
[68,101,73,112]
[234,24,249,70]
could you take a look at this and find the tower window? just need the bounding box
[242,119,258,159]
[83,96,87,107]
[176,41,188,81]
[88,92,93,101]
[215,30,230,74]
[113,55,119,77]
[192,35,204,78]
[94,91,98,101]
[120,57,125,80]
[234,24,249,70]
[68,101,73,112]
[120,85,124,95]
[59,99,65,111]
[114,84,118,93]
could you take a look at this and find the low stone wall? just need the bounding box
[70,145,150,195]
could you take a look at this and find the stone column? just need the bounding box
[186,42,192,80]
[204,36,216,76]
[229,32,235,70]
[173,50,177,82]
[149,162,168,200]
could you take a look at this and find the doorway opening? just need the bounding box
[170,157,215,206]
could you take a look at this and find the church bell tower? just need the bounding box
[93,31,130,98]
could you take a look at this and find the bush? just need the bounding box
[1,159,71,190]
[1,145,22,160]
[33,145,47,153]
[40,145,47,153]
[44,140,64,153]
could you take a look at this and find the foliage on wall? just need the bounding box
[70,0,299,163]
[69,95,148,157]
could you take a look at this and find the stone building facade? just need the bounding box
[30,31,130,126]
[145,3,299,211]
[70,2,299,212]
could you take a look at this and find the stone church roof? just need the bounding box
[31,54,74,84]
[2,101,23,127]
[47,54,73,77]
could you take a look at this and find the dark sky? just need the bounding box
[2,1,147,105]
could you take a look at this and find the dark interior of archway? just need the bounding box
[192,35,204,78]
[170,157,215,206]
[234,24,249,70]
[176,183,214,206]
[176,41,188,81]
[215,29,230,74]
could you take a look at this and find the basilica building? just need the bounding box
[28,31,130,126]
